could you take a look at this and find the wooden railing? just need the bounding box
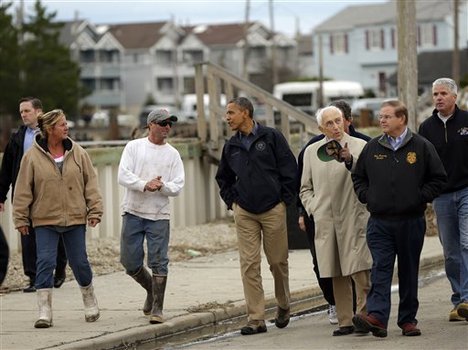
[194,62,320,160]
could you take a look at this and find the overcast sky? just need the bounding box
[12,0,386,36]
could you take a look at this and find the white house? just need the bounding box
[312,0,468,96]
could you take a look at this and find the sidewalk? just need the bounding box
[0,235,445,350]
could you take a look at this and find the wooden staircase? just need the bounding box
[194,62,320,162]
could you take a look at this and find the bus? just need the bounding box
[273,80,364,115]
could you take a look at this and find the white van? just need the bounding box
[181,94,226,121]
[273,80,364,115]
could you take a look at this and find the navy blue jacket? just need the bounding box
[216,123,297,214]
[352,129,447,219]
[0,126,28,203]
[418,105,468,194]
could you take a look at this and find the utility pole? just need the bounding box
[269,0,278,87]
[17,0,25,84]
[452,0,460,85]
[242,0,250,80]
[317,34,324,108]
[396,0,418,130]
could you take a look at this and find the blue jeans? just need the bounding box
[366,216,425,327]
[35,225,92,289]
[120,213,170,276]
[433,186,468,305]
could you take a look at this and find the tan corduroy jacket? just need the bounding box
[13,137,103,228]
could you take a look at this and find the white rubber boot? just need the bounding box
[34,288,53,328]
[80,283,100,322]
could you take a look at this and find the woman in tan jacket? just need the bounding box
[13,109,103,328]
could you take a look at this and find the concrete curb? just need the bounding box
[55,254,444,350]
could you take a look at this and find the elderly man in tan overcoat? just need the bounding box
[300,106,372,336]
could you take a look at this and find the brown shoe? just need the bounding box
[449,308,465,322]
[401,322,421,336]
[352,314,387,338]
[457,302,468,321]
[275,306,290,329]
[240,320,267,335]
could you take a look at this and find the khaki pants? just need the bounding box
[332,270,370,327]
[233,202,290,321]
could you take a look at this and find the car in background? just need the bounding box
[351,97,387,122]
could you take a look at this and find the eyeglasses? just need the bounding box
[378,114,396,120]
[155,120,173,127]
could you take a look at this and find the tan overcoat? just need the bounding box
[299,133,372,278]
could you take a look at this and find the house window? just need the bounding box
[182,50,203,64]
[365,29,385,50]
[157,78,174,94]
[183,77,195,94]
[418,23,437,47]
[378,72,387,96]
[249,46,266,59]
[155,50,174,66]
[81,78,96,91]
[100,78,120,91]
[99,50,120,63]
[80,50,95,63]
[329,33,348,54]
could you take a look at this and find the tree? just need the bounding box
[20,0,82,116]
[0,2,20,117]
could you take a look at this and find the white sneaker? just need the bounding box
[328,304,338,325]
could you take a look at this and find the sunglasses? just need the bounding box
[155,120,173,127]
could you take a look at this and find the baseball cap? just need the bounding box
[317,140,343,162]
[146,109,178,127]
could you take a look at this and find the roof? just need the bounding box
[387,48,468,86]
[108,22,168,49]
[58,20,96,45]
[314,0,455,33]
[188,23,250,46]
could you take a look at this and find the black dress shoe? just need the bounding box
[275,306,290,328]
[240,321,267,335]
[54,275,66,288]
[332,326,354,336]
[23,283,36,293]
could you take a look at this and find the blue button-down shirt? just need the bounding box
[23,127,38,153]
[238,121,258,151]
[387,127,408,151]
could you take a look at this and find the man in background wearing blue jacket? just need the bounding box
[418,78,468,322]
[216,97,297,336]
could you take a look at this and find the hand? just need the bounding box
[298,215,306,232]
[145,176,163,192]
[18,226,29,235]
[88,218,100,227]
[339,142,352,163]
[0,203,4,212]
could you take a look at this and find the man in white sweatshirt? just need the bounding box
[118,109,185,324]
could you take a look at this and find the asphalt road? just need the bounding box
[174,276,467,350]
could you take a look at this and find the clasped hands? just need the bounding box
[145,176,163,192]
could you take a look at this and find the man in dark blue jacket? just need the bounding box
[216,97,297,335]
[0,97,67,292]
[352,100,447,338]
[418,77,468,322]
